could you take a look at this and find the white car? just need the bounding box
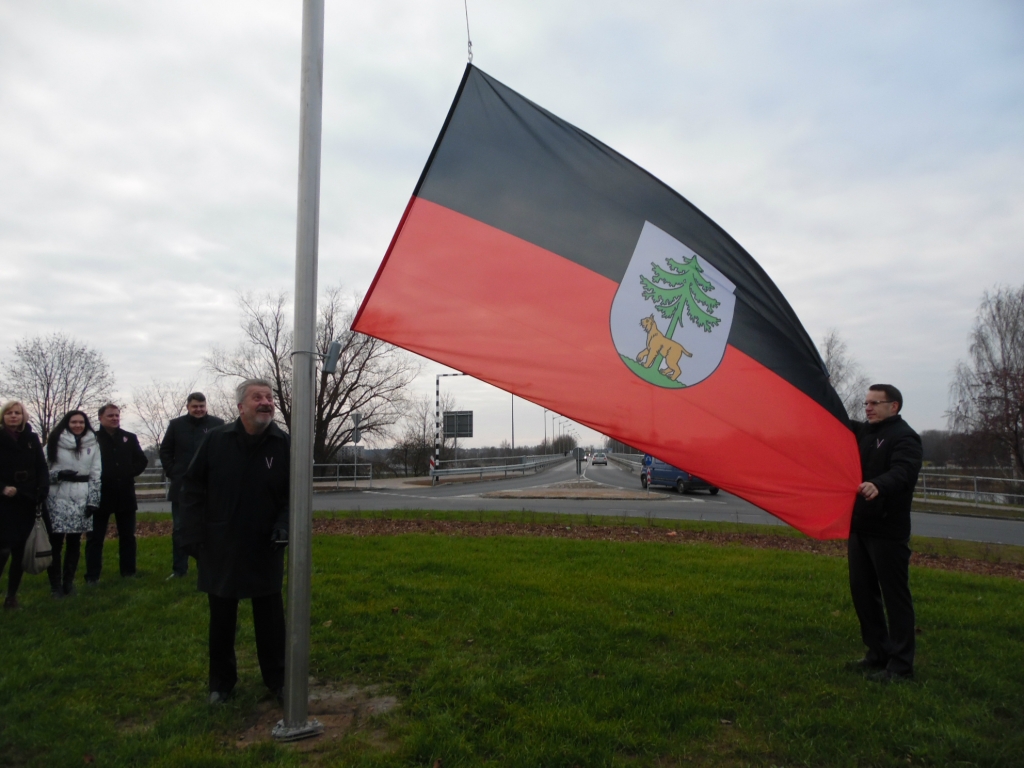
[591,452,608,465]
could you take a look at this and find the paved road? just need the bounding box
[140,459,1024,546]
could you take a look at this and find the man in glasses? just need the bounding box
[848,384,922,682]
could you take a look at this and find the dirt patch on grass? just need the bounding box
[235,683,399,753]
[133,518,1024,581]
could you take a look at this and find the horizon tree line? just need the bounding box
[3,283,1021,476]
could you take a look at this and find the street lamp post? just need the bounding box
[553,416,570,451]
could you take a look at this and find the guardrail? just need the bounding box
[917,472,1024,508]
[431,454,567,481]
[136,463,377,495]
[313,463,374,489]
[608,453,643,471]
[434,452,567,469]
[137,455,565,494]
[135,470,168,495]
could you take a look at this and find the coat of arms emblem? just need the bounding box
[609,222,736,388]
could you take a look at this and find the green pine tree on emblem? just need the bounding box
[639,254,721,340]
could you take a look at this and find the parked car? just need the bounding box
[591,451,608,465]
[641,454,718,494]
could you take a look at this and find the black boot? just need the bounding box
[3,543,25,606]
[62,534,81,596]
[47,534,64,598]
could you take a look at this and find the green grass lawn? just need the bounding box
[2,530,1022,767]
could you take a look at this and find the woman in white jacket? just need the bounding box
[45,410,101,597]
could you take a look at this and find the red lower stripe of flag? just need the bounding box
[354,197,860,539]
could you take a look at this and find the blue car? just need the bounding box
[642,454,719,495]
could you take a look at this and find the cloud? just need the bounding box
[1,0,1021,443]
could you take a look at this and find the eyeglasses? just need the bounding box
[863,400,892,407]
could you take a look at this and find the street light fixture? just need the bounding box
[553,416,567,446]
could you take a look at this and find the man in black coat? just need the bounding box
[86,404,148,582]
[180,378,289,704]
[159,393,225,579]
[848,384,923,682]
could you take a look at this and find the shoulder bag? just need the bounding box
[22,511,53,575]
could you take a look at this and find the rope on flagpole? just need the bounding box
[463,0,473,63]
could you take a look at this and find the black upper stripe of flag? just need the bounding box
[414,65,848,424]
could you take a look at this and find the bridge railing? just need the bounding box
[608,453,643,471]
[135,462,378,497]
[917,472,1024,508]
[431,454,566,481]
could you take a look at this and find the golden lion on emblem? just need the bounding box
[636,315,692,381]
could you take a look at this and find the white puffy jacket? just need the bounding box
[47,430,102,534]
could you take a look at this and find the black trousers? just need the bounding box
[85,506,137,581]
[848,531,915,676]
[0,542,25,598]
[47,533,81,594]
[170,501,190,576]
[208,592,286,694]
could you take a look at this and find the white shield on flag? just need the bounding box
[609,221,736,388]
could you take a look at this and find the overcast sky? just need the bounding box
[1,0,1022,448]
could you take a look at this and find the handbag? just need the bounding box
[22,512,53,575]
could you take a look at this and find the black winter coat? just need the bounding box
[850,415,923,540]
[179,419,289,599]
[0,424,48,546]
[159,413,225,502]
[96,428,148,513]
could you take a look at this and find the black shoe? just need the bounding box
[84,579,99,587]
[165,572,186,581]
[846,657,887,673]
[867,669,913,683]
[63,583,77,597]
[208,690,232,705]
[50,588,64,600]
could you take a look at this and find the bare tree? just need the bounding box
[203,382,241,424]
[389,393,459,475]
[130,377,199,449]
[206,287,419,463]
[948,285,1024,476]
[819,328,870,420]
[0,333,115,439]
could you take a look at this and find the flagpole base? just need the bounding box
[272,718,324,742]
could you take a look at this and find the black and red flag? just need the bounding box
[353,65,860,539]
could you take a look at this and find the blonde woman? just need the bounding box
[0,401,48,609]
[45,410,101,598]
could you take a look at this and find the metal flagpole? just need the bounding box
[273,0,324,742]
